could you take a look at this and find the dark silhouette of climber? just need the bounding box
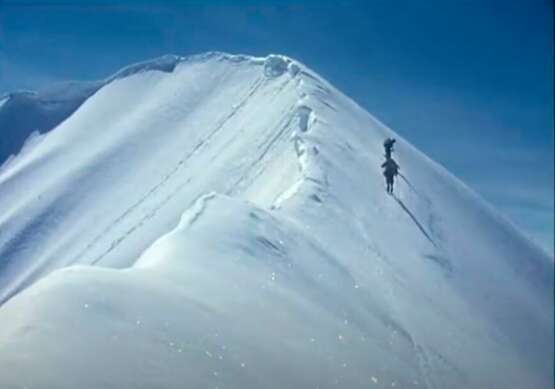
[381,157,399,194]
[383,138,396,159]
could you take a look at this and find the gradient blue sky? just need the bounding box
[0,0,553,253]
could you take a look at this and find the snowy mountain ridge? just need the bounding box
[0,52,552,389]
[0,52,205,168]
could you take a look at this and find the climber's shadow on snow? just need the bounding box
[423,253,453,275]
[392,193,454,276]
[392,194,435,247]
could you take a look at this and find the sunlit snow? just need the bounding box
[0,52,552,389]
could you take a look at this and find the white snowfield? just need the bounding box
[0,53,552,389]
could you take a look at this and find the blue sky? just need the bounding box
[0,0,553,253]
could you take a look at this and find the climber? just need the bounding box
[381,157,399,194]
[383,138,396,159]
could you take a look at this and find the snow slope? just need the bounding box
[0,52,552,389]
[0,84,97,171]
[0,54,182,170]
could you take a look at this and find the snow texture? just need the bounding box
[0,53,184,167]
[0,52,552,389]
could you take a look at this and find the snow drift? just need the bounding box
[0,54,181,171]
[0,52,552,389]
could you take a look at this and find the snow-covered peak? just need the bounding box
[0,52,290,167]
[0,52,552,389]
[105,52,305,82]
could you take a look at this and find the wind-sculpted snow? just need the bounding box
[0,54,187,168]
[0,85,96,167]
[0,52,552,389]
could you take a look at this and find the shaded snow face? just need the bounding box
[0,53,552,389]
[0,88,94,166]
[0,54,183,168]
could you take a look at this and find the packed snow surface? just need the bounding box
[0,52,552,389]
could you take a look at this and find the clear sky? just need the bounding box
[0,0,553,253]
